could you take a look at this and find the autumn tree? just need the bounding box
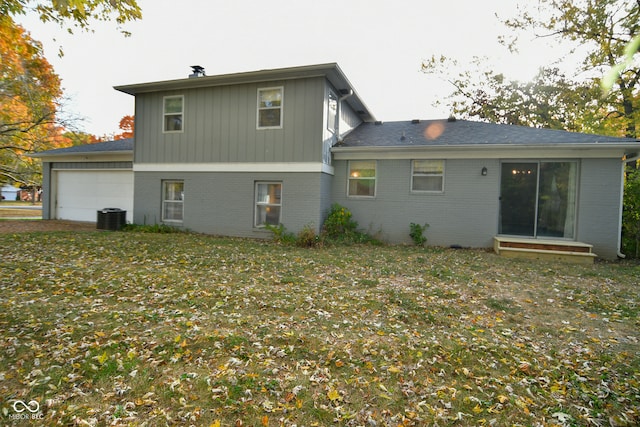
[0,15,63,186]
[115,115,134,140]
[0,0,141,185]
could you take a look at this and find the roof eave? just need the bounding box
[29,150,133,159]
[114,63,377,122]
[332,143,637,160]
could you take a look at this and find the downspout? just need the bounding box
[618,153,640,258]
[335,89,353,144]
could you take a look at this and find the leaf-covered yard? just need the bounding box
[1,231,638,426]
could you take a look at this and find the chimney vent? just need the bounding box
[189,65,205,78]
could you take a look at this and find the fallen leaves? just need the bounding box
[0,232,638,425]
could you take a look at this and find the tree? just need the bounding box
[501,0,639,138]
[0,0,141,185]
[423,0,639,138]
[1,0,141,37]
[115,115,134,140]
[422,57,615,133]
[0,15,63,186]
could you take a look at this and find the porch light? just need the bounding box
[481,167,488,176]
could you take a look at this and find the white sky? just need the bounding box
[16,0,559,137]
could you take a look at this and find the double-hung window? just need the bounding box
[162,180,184,222]
[255,182,282,227]
[163,95,184,132]
[412,160,444,192]
[257,87,283,128]
[348,160,376,197]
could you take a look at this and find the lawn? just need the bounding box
[1,231,638,426]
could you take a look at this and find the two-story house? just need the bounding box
[113,63,373,238]
[34,63,639,260]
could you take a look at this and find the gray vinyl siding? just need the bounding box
[133,171,330,237]
[331,159,501,247]
[134,77,325,164]
[575,158,623,259]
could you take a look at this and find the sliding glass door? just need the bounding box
[499,161,578,239]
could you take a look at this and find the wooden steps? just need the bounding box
[493,237,597,264]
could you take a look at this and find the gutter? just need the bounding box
[335,89,353,143]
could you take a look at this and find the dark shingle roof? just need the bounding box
[32,138,133,157]
[340,119,638,147]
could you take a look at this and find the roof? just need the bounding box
[31,138,133,158]
[114,63,376,122]
[339,119,639,148]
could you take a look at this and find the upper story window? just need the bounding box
[257,87,283,129]
[163,95,184,133]
[348,160,376,197]
[412,160,444,192]
[327,91,338,133]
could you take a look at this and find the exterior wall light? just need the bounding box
[481,167,488,176]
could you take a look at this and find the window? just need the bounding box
[163,95,183,132]
[348,160,376,197]
[412,160,444,192]
[327,91,338,132]
[162,180,184,222]
[257,87,283,128]
[255,182,282,227]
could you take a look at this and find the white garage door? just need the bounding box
[55,170,134,222]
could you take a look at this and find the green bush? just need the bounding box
[322,203,358,238]
[409,222,429,246]
[265,223,297,245]
[322,204,381,245]
[622,167,640,258]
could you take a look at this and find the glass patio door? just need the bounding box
[499,162,577,239]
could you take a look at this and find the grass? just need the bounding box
[0,231,639,426]
[0,201,42,219]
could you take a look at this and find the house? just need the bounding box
[1,184,20,201]
[33,63,639,260]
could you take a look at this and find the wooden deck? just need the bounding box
[493,236,597,264]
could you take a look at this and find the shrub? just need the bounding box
[322,203,358,238]
[409,222,429,246]
[296,224,321,247]
[321,204,381,245]
[265,223,297,245]
[122,223,183,233]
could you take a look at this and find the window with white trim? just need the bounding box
[348,160,376,197]
[257,87,283,128]
[412,160,444,192]
[163,95,184,132]
[255,182,282,227]
[162,180,184,222]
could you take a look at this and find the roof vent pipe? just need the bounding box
[189,65,205,78]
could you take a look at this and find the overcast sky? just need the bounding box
[16,0,558,137]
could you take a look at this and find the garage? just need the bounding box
[54,170,133,222]
[31,139,134,223]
